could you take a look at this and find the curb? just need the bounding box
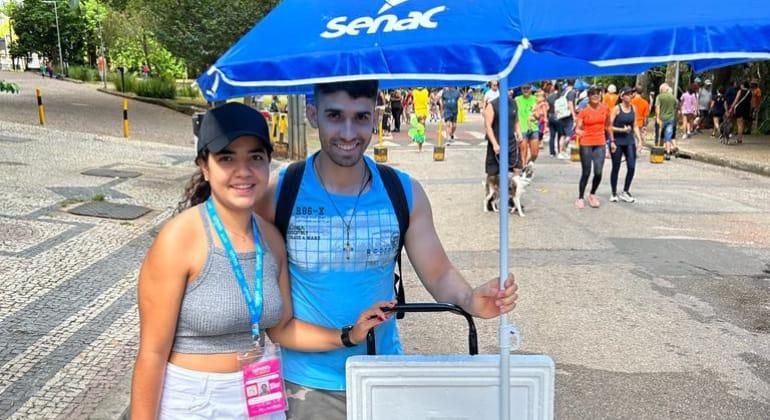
[644,140,770,177]
[97,88,207,116]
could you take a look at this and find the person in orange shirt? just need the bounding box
[630,87,650,151]
[750,80,762,131]
[575,86,613,209]
[603,84,619,109]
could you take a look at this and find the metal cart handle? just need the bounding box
[365,303,478,356]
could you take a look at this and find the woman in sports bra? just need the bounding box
[130,103,394,420]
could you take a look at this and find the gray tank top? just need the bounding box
[172,205,283,354]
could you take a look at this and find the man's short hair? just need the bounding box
[313,80,379,102]
[566,79,575,87]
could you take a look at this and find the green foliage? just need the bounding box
[9,0,86,66]
[0,80,22,94]
[109,70,139,93]
[107,22,186,80]
[177,83,202,99]
[68,65,100,81]
[133,78,176,99]
[142,0,279,76]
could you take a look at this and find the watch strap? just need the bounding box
[341,325,356,347]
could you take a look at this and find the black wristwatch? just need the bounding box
[340,325,356,347]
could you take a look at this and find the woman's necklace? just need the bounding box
[314,157,371,260]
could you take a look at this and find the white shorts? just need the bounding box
[159,363,286,420]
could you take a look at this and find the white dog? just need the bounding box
[484,163,534,216]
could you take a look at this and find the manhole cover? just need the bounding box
[68,202,151,220]
[0,161,28,166]
[0,221,37,242]
[82,169,142,178]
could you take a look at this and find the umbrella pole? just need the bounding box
[498,77,511,420]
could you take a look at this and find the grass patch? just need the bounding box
[68,66,100,82]
[134,78,176,99]
[92,193,106,202]
[59,198,85,207]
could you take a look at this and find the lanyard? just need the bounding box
[206,198,263,340]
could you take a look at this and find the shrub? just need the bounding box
[68,66,100,82]
[177,83,201,99]
[134,78,177,99]
[109,71,140,94]
[0,80,21,94]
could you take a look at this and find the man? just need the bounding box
[257,80,518,420]
[484,88,522,177]
[655,83,677,160]
[630,86,650,150]
[603,84,619,109]
[557,79,578,159]
[440,86,462,142]
[483,80,500,109]
[515,84,539,168]
[750,80,762,132]
[696,79,713,132]
[545,81,563,157]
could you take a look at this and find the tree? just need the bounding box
[142,0,279,76]
[10,0,85,68]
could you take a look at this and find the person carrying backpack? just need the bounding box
[555,79,578,159]
[256,80,519,420]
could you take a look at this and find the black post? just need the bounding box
[117,66,125,93]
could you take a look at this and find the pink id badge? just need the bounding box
[238,340,287,418]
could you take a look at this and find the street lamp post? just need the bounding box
[42,1,64,75]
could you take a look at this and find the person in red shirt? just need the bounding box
[575,86,614,209]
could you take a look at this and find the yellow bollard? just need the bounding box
[433,119,445,161]
[36,89,46,125]
[279,114,288,143]
[374,113,388,162]
[122,99,129,138]
[271,113,279,143]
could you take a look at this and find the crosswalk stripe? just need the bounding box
[467,131,485,140]
[450,140,471,145]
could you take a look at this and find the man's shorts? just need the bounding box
[522,130,538,141]
[559,117,574,137]
[485,138,521,175]
[286,381,346,420]
[444,111,458,123]
[662,119,675,142]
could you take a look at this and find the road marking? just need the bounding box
[467,130,485,140]
[449,140,470,146]
[71,103,90,107]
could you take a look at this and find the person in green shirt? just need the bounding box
[655,83,678,159]
[515,85,539,168]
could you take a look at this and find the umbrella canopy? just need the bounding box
[197,0,770,99]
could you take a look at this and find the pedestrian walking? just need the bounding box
[609,87,642,203]
[515,84,539,167]
[680,84,698,139]
[409,114,427,152]
[730,81,752,144]
[130,103,391,420]
[556,79,578,159]
[630,86,650,146]
[710,88,727,138]
[389,89,404,132]
[440,86,462,142]
[413,87,429,122]
[546,81,564,157]
[574,86,613,209]
[696,79,713,132]
[655,83,678,159]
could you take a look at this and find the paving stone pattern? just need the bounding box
[0,120,195,419]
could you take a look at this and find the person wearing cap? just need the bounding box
[603,84,619,109]
[696,79,713,132]
[609,87,643,203]
[574,86,613,209]
[131,103,393,419]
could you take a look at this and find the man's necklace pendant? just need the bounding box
[344,241,353,260]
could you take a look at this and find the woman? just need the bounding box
[609,87,642,203]
[389,89,404,133]
[710,88,726,138]
[731,81,752,144]
[680,84,698,139]
[575,86,613,209]
[131,103,392,420]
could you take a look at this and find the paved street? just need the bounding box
[0,71,191,147]
[0,103,768,419]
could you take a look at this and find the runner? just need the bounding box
[609,87,642,203]
[655,83,677,160]
[514,85,538,168]
[630,86,650,147]
[130,103,391,420]
[440,86,462,143]
[574,86,613,209]
[257,81,519,420]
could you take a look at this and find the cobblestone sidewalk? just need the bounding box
[0,121,196,419]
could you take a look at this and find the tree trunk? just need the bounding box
[665,62,678,90]
[635,71,650,96]
[141,31,151,73]
[713,67,733,91]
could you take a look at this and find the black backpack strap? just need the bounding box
[376,164,410,319]
[274,160,306,239]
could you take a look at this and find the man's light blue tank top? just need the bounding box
[275,154,413,391]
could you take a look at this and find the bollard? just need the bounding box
[36,89,46,125]
[279,114,288,143]
[271,113,279,143]
[122,99,129,138]
[569,136,580,162]
[433,119,445,161]
[374,113,388,163]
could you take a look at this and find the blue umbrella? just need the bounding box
[196,1,770,417]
